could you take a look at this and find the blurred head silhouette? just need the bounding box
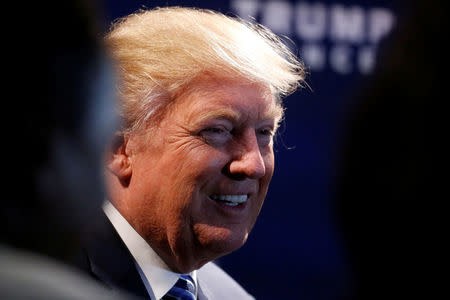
[334,0,430,298]
[1,0,118,261]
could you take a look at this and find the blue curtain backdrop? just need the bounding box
[99,1,410,299]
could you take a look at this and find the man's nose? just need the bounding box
[227,132,266,180]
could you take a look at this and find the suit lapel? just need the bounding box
[83,213,150,299]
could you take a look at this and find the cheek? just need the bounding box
[254,152,275,208]
[156,146,228,210]
[263,150,275,180]
[177,147,230,185]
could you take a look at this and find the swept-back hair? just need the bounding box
[105,6,306,134]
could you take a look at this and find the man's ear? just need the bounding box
[106,133,132,181]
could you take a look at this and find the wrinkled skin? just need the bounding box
[107,77,282,273]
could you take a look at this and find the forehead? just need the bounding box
[171,78,282,123]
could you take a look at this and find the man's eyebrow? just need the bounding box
[188,104,283,125]
[189,108,240,125]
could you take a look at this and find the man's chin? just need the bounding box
[192,223,249,257]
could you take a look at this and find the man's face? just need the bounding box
[123,78,281,272]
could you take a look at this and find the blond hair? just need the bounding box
[105,6,305,134]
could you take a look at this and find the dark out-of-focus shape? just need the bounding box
[0,0,137,299]
[334,0,433,298]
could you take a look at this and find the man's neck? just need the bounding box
[102,201,197,299]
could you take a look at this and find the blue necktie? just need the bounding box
[162,274,196,300]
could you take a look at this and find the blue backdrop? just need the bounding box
[99,1,406,298]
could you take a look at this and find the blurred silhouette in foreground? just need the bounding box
[334,0,433,298]
[0,0,137,299]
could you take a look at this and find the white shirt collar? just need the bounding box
[103,201,197,300]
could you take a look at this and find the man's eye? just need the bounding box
[203,127,228,134]
[259,128,274,136]
[257,127,275,146]
[200,126,232,145]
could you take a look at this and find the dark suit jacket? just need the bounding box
[0,245,136,300]
[74,213,254,300]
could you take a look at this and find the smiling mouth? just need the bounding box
[209,194,248,207]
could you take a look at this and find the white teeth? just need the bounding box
[210,194,248,205]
